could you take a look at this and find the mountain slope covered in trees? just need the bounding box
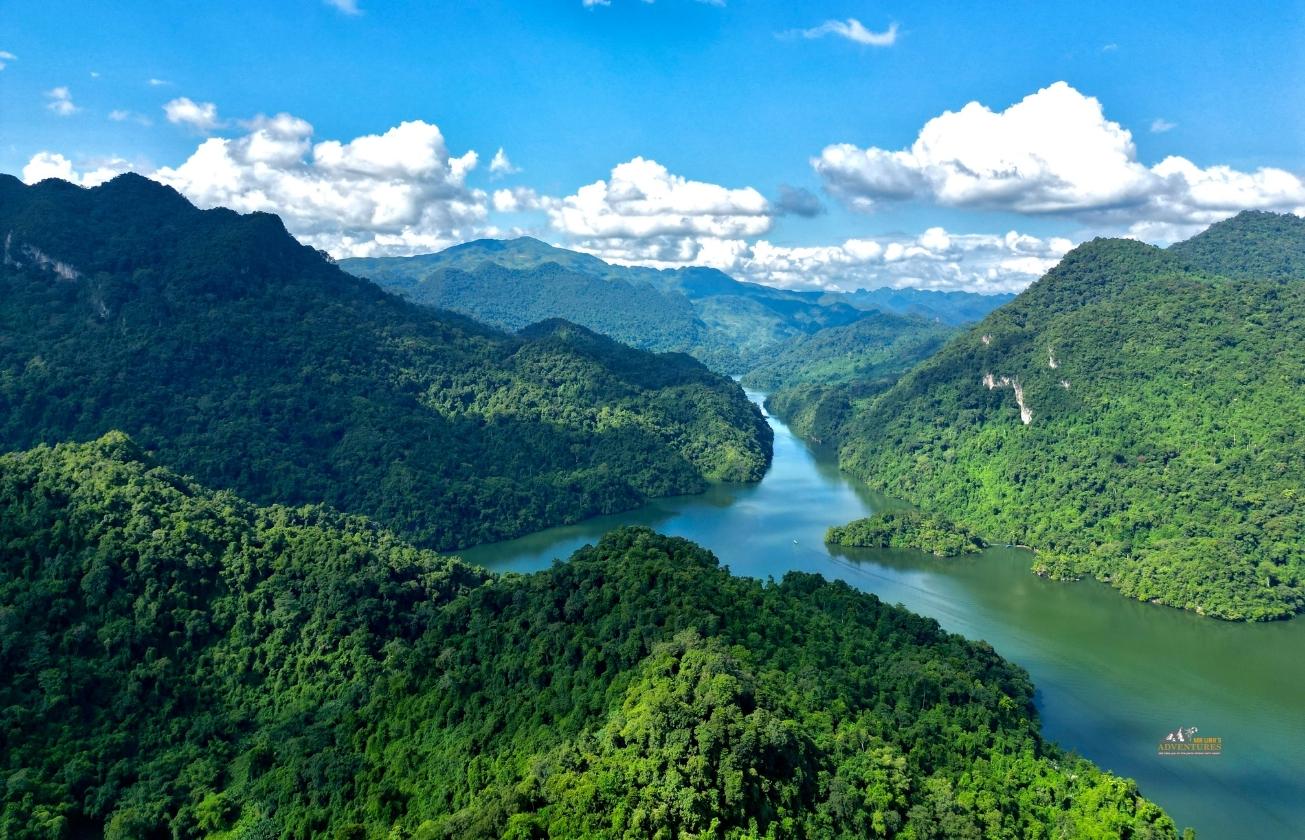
[768,212,1305,620]
[739,311,956,391]
[0,174,770,550]
[343,238,1005,374]
[0,435,1180,838]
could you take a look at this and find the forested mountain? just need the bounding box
[0,435,1179,838]
[1169,209,1305,280]
[768,213,1305,620]
[0,174,770,550]
[344,238,981,373]
[739,310,956,391]
[830,286,1014,325]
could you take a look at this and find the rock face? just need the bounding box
[983,372,1032,425]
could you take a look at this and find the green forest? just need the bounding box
[770,211,1305,621]
[342,237,1002,376]
[740,313,955,391]
[0,434,1180,839]
[0,174,771,551]
[827,510,987,557]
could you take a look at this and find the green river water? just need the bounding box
[462,393,1305,839]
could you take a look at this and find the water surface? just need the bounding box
[463,394,1305,839]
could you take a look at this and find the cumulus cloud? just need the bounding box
[489,147,521,177]
[27,113,492,258]
[147,78,171,87]
[323,0,361,14]
[792,19,898,46]
[0,51,16,71]
[547,157,772,263]
[734,228,1073,293]
[149,115,488,256]
[813,81,1305,241]
[22,152,131,187]
[1150,117,1177,133]
[164,97,222,132]
[45,87,78,116]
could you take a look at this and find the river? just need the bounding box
[462,393,1305,839]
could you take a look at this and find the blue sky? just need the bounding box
[3,0,1303,292]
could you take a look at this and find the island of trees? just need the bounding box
[827,510,987,556]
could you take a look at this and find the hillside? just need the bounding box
[769,214,1305,620]
[739,311,956,391]
[0,174,771,550]
[831,286,1014,325]
[1169,209,1305,281]
[0,435,1179,838]
[345,238,890,372]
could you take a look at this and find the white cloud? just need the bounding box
[734,228,1073,293]
[792,19,898,47]
[109,109,153,126]
[546,157,772,263]
[164,97,222,132]
[1150,117,1177,133]
[26,113,492,258]
[149,115,489,256]
[0,51,16,70]
[45,87,79,116]
[813,81,1305,241]
[324,0,361,14]
[489,147,521,177]
[147,78,171,87]
[22,152,131,187]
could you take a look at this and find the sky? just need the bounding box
[3,0,1304,293]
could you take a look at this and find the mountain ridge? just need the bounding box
[0,173,772,550]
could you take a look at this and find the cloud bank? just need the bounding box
[813,81,1305,241]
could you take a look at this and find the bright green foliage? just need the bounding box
[0,174,770,549]
[771,214,1305,620]
[1169,209,1305,281]
[0,437,1178,838]
[740,313,955,391]
[827,510,986,556]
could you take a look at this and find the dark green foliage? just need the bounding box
[341,253,723,364]
[342,237,882,374]
[827,510,986,556]
[0,438,1178,838]
[771,215,1305,620]
[741,312,955,391]
[1169,210,1305,281]
[0,174,770,550]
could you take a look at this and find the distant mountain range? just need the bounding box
[771,210,1305,620]
[342,238,1010,377]
[0,174,771,550]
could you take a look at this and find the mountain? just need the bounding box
[830,286,1015,325]
[0,174,771,550]
[343,238,876,373]
[1169,209,1305,280]
[768,213,1305,620]
[0,435,1179,838]
[739,310,956,391]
